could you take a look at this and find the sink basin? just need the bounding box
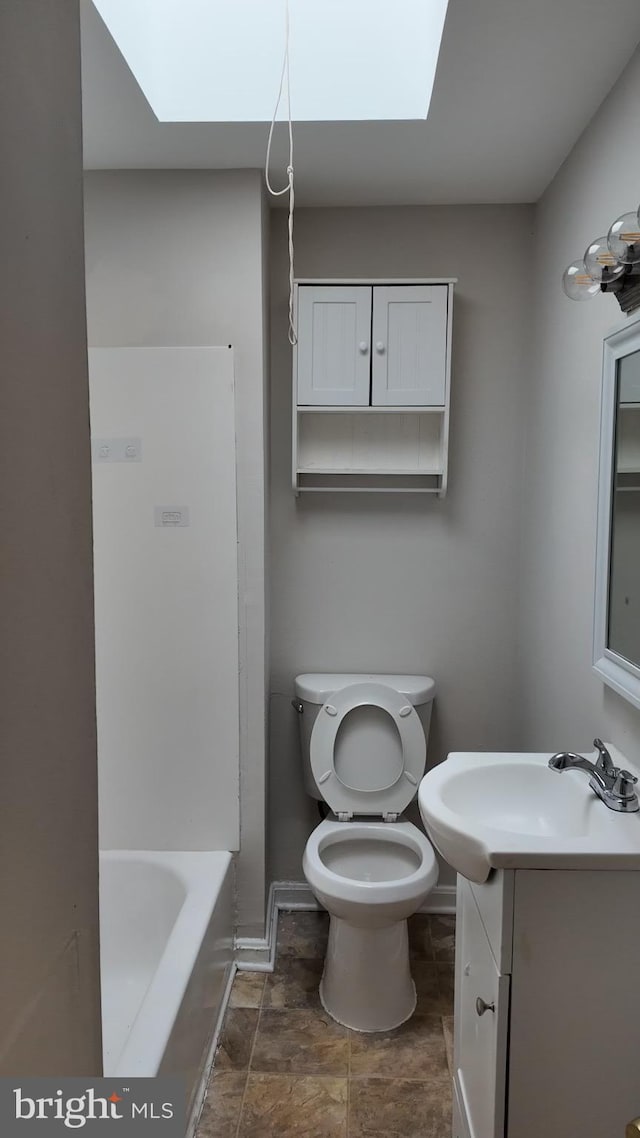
[418,747,640,883]
[439,762,590,838]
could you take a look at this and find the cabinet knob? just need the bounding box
[626,1121,640,1137]
[475,997,495,1017]
[359,341,369,354]
[375,341,386,353]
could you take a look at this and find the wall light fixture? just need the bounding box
[562,206,640,314]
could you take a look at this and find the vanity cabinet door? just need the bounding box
[454,877,509,1138]
[371,285,448,406]
[296,286,372,405]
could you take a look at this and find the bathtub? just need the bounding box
[99,851,233,1117]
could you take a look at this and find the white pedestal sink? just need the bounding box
[418,745,640,882]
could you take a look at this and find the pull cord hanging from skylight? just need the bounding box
[265,0,297,346]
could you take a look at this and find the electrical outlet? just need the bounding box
[154,507,190,528]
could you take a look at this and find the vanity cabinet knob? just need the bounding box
[359,341,369,354]
[626,1120,640,1137]
[375,341,386,353]
[475,996,495,1016]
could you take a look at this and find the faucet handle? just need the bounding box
[593,738,614,772]
[612,769,638,798]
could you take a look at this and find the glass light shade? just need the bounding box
[584,236,625,283]
[562,260,600,301]
[608,212,640,265]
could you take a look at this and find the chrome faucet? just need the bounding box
[549,738,639,813]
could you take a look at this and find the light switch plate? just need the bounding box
[92,437,142,463]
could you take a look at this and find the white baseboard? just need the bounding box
[234,881,276,971]
[235,882,319,971]
[234,880,456,969]
[272,883,321,910]
[421,884,457,915]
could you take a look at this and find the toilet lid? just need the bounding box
[309,682,426,817]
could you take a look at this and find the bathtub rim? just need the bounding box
[99,849,233,1080]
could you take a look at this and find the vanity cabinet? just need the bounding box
[292,279,454,494]
[454,877,510,1138]
[453,869,640,1138]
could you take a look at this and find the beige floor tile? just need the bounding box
[238,1074,347,1138]
[229,971,266,1009]
[216,1008,259,1069]
[349,1014,449,1080]
[412,961,441,1013]
[197,1070,247,1138]
[442,1016,454,1076]
[437,964,455,1014]
[263,956,323,1009]
[251,1008,348,1076]
[430,915,456,961]
[349,1076,452,1138]
[408,914,434,961]
[413,961,455,1014]
[276,911,329,959]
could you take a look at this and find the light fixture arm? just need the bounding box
[600,258,640,315]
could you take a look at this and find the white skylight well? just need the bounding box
[92,0,450,122]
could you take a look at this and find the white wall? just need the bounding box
[84,171,268,935]
[269,205,533,883]
[521,46,640,763]
[90,347,239,851]
[0,0,101,1074]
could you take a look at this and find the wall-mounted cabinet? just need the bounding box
[292,279,455,494]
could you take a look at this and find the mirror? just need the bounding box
[594,315,640,708]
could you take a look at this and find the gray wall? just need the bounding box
[269,205,533,883]
[521,45,640,763]
[0,0,101,1073]
[84,170,269,937]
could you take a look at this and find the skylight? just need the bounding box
[92,0,449,122]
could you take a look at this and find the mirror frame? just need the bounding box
[593,312,640,710]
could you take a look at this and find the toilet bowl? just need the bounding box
[295,673,439,1032]
[304,816,438,1031]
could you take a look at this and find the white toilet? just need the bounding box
[295,672,438,1032]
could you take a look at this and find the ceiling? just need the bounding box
[81,0,640,206]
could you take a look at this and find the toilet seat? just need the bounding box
[303,817,438,908]
[309,682,426,818]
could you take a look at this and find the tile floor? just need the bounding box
[196,910,455,1138]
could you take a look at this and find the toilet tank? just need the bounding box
[293,673,436,801]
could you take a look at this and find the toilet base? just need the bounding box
[319,915,416,1032]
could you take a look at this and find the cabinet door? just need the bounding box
[455,877,509,1138]
[296,286,372,405]
[371,285,447,406]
